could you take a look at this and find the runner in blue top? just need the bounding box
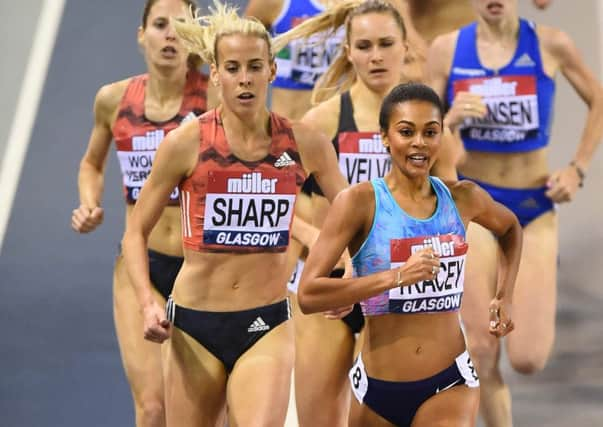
[298,82,522,427]
[427,1,603,426]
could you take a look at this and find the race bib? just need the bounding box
[117,129,179,201]
[455,351,480,388]
[454,75,539,143]
[276,19,343,85]
[338,132,391,184]
[389,235,467,313]
[203,170,296,249]
[287,259,304,294]
[349,354,369,403]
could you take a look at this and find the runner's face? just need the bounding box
[383,100,442,178]
[139,0,189,70]
[212,34,275,114]
[346,12,406,93]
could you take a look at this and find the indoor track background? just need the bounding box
[0,1,601,426]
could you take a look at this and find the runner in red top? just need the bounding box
[71,1,210,426]
[122,2,348,426]
[180,109,307,253]
[114,70,207,205]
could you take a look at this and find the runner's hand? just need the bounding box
[71,205,104,233]
[445,92,487,132]
[488,297,514,338]
[393,248,441,288]
[545,165,582,203]
[142,300,171,343]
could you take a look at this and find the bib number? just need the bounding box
[349,355,368,403]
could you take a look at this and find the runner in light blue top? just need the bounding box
[298,82,522,426]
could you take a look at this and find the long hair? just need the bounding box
[172,0,275,66]
[274,0,408,104]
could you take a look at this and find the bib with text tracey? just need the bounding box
[203,170,296,249]
[338,132,391,185]
[389,234,468,314]
[454,75,539,143]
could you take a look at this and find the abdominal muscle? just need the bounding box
[459,147,550,188]
[171,249,290,312]
[125,204,183,256]
[362,312,466,381]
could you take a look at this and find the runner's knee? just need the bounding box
[508,349,549,375]
[134,396,165,425]
[467,337,499,376]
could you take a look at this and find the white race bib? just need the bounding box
[349,354,369,403]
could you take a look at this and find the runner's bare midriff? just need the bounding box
[125,205,183,257]
[171,249,290,311]
[459,147,549,188]
[362,312,466,381]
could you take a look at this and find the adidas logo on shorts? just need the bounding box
[520,197,539,208]
[247,316,270,332]
[274,152,295,168]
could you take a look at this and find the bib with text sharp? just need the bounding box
[389,234,468,314]
[454,75,539,143]
[338,132,391,184]
[202,170,296,250]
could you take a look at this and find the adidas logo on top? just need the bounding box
[248,316,270,333]
[514,53,535,67]
[274,152,296,168]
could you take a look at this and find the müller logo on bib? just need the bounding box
[454,75,540,142]
[116,129,178,201]
[389,234,468,314]
[338,132,391,184]
[203,170,296,249]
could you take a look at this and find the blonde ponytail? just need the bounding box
[311,52,355,104]
[272,0,362,53]
[172,0,273,65]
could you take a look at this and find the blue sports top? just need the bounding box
[352,177,467,316]
[271,0,344,90]
[446,19,555,153]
